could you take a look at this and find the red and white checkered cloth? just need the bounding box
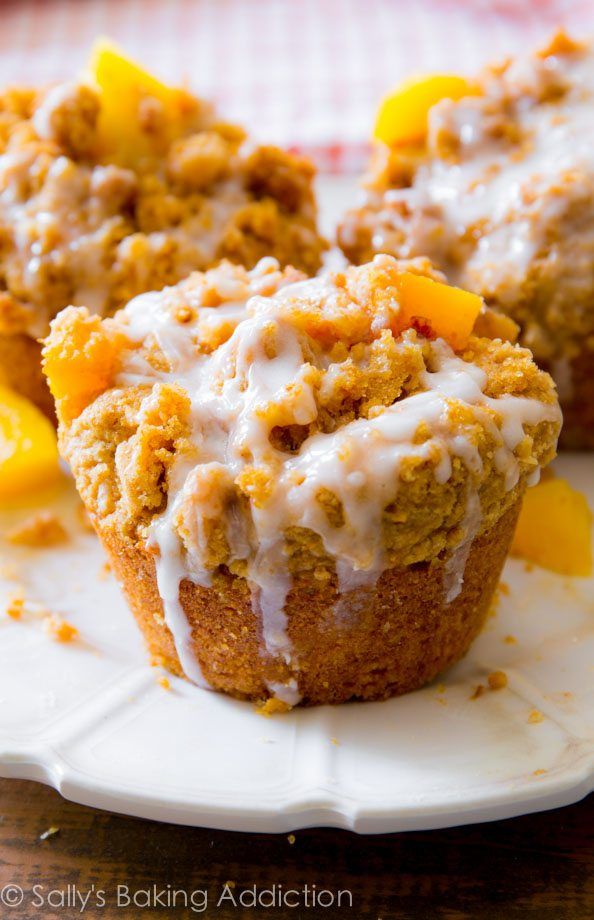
[0,0,592,171]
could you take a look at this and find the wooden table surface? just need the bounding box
[0,779,591,919]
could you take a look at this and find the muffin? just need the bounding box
[0,43,325,417]
[43,255,560,707]
[338,32,594,448]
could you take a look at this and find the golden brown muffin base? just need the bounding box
[0,332,55,421]
[98,499,521,706]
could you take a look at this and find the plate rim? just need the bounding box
[1,737,592,833]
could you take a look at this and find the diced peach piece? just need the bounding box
[374,74,479,147]
[512,478,593,577]
[91,38,176,103]
[42,307,126,424]
[395,272,483,350]
[89,39,192,162]
[0,385,60,501]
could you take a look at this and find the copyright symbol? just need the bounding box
[1,885,24,907]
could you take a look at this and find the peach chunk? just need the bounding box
[89,39,194,162]
[512,478,593,577]
[395,272,483,350]
[374,74,479,147]
[43,307,126,424]
[0,385,60,501]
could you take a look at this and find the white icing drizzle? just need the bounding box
[333,561,378,625]
[148,504,210,689]
[443,488,481,604]
[114,258,560,702]
[137,391,211,688]
[265,679,301,707]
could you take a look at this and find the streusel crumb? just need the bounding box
[5,592,25,620]
[257,698,293,716]
[42,613,78,643]
[487,670,508,690]
[7,511,68,547]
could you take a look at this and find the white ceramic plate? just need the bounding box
[0,180,592,833]
[0,455,592,833]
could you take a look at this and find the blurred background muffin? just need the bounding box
[338,33,594,448]
[0,42,325,417]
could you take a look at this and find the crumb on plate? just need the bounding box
[98,560,111,580]
[42,613,78,643]
[7,511,67,547]
[256,698,293,717]
[487,670,508,690]
[528,708,544,724]
[5,592,25,620]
